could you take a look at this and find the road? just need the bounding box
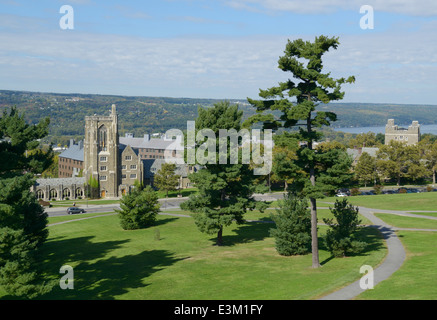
[44,192,287,217]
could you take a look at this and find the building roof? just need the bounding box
[119,135,183,151]
[35,177,86,187]
[142,159,198,178]
[347,147,379,162]
[59,140,84,162]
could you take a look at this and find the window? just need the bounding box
[121,174,126,179]
[130,165,137,170]
[100,166,107,171]
[125,155,132,161]
[130,174,137,179]
[99,175,107,181]
[121,165,126,170]
[98,125,107,152]
[100,156,107,162]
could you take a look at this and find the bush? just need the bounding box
[323,198,367,257]
[116,185,160,230]
[373,185,383,195]
[269,193,312,256]
[350,187,360,196]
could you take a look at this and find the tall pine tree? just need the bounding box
[0,107,53,298]
[181,101,264,246]
[246,36,355,268]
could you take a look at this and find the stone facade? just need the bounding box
[42,104,189,200]
[385,119,420,146]
[32,177,86,201]
[84,104,120,198]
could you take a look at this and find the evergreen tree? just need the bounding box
[117,185,160,230]
[181,101,264,246]
[269,193,311,256]
[0,107,53,298]
[245,36,355,267]
[154,163,181,197]
[323,199,366,257]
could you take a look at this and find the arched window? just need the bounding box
[99,125,108,152]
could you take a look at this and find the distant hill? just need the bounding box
[1,89,437,144]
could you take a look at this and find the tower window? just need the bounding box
[98,125,108,152]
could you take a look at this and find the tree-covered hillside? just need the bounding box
[1,90,436,145]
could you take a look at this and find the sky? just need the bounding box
[0,0,436,104]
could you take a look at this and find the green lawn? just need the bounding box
[357,230,437,300]
[323,192,437,211]
[374,213,437,230]
[0,212,387,300]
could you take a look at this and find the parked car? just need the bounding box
[335,192,348,197]
[67,207,85,214]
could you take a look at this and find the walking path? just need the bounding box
[320,205,437,300]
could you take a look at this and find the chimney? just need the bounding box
[144,134,150,141]
[70,139,74,148]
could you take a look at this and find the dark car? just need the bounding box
[67,207,85,214]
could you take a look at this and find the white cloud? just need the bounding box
[0,18,436,103]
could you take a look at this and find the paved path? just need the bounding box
[320,205,437,300]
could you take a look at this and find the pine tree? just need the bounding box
[323,199,366,257]
[117,185,160,230]
[245,36,355,267]
[270,193,311,256]
[0,107,53,298]
[181,101,263,246]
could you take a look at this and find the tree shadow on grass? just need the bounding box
[38,235,182,300]
[217,221,273,247]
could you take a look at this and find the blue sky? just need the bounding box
[0,0,436,104]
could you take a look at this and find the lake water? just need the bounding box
[334,124,437,135]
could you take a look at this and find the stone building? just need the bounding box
[36,104,188,200]
[83,104,122,198]
[82,104,186,198]
[32,177,86,201]
[385,119,420,146]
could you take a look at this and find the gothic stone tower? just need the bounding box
[84,104,119,198]
[385,119,420,146]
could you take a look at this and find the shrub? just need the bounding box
[350,187,360,196]
[323,198,366,257]
[269,193,312,256]
[373,184,383,195]
[116,185,160,230]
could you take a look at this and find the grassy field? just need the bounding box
[322,192,437,211]
[357,230,437,299]
[0,212,386,300]
[374,213,437,230]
